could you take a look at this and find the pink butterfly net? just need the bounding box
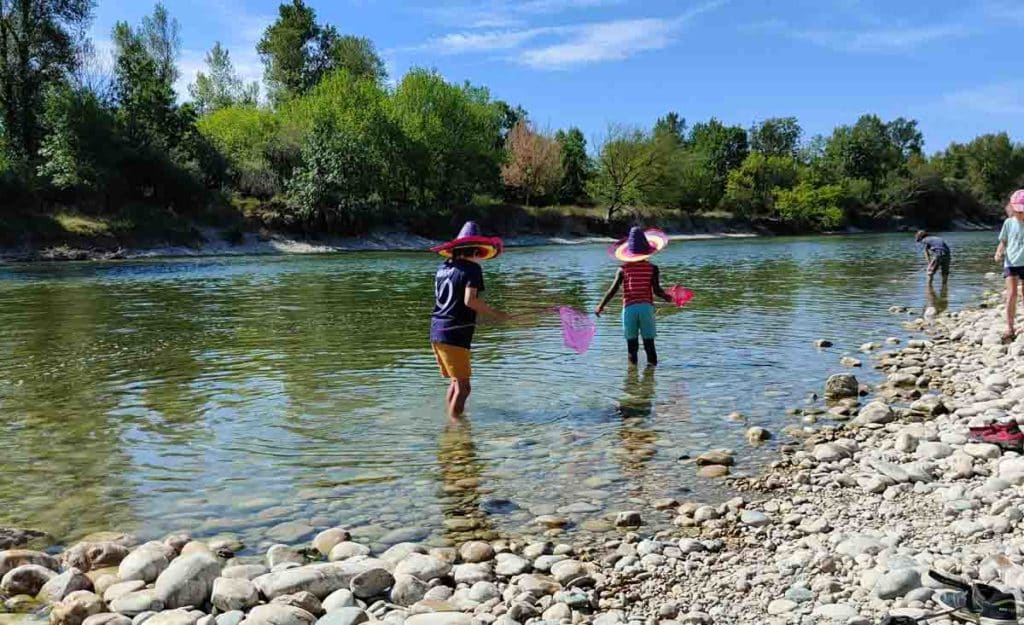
[557,306,596,354]
[667,285,694,307]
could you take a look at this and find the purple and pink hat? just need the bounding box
[430,221,503,260]
[608,226,669,262]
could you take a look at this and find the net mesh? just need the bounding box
[558,306,596,354]
[667,285,694,308]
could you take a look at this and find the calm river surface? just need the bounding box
[0,232,1003,550]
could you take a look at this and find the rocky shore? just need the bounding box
[2,286,1023,625]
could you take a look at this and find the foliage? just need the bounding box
[588,125,660,222]
[285,118,381,233]
[189,42,258,115]
[687,118,749,208]
[0,0,94,168]
[554,127,591,204]
[198,105,279,197]
[390,69,504,207]
[257,0,320,103]
[774,182,845,230]
[750,117,802,158]
[501,120,562,206]
[723,153,801,217]
[327,35,386,83]
[933,133,1024,205]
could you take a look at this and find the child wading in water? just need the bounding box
[430,222,509,419]
[995,190,1024,342]
[915,230,951,286]
[595,227,673,366]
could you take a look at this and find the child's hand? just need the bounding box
[996,250,1005,262]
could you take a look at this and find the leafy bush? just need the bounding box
[774,182,845,230]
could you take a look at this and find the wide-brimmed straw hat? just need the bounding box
[430,221,503,260]
[608,227,669,262]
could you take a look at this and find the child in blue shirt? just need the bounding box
[995,190,1024,342]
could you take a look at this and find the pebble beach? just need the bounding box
[3,280,1024,625]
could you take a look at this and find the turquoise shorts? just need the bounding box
[622,303,656,340]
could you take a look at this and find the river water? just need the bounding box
[0,232,1003,551]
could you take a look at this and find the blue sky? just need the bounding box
[90,0,1023,152]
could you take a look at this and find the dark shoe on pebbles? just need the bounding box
[933,586,1017,624]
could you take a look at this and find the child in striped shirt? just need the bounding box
[595,227,673,366]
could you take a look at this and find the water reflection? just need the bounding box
[925,282,950,316]
[615,368,658,485]
[436,418,494,541]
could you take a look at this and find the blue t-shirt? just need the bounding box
[1000,217,1024,268]
[920,236,949,256]
[430,259,485,349]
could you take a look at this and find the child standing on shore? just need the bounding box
[430,222,509,419]
[995,190,1024,342]
[595,227,673,367]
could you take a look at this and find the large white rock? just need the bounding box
[253,562,369,600]
[154,552,222,609]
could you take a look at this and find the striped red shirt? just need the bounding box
[621,262,655,305]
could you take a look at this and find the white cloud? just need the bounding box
[983,0,1024,24]
[944,81,1024,115]
[517,18,678,69]
[417,0,727,70]
[427,0,623,30]
[793,24,966,53]
[427,27,561,55]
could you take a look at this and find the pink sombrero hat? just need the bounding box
[430,221,503,260]
[608,227,668,262]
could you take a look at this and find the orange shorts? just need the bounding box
[432,343,471,379]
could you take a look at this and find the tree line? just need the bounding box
[1,0,1022,243]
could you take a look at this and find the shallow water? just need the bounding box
[0,232,1002,550]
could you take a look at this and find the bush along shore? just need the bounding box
[2,288,1024,625]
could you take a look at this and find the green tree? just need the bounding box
[257,0,319,103]
[822,114,921,194]
[723,152,801,217]
[750,117,802,157]
[390,69,503,207]
[328,35,386,83]
[933,132,1024,205]
[0,0,94,168]
[653,111,686,148]
[36,83,122,197]
[286,117,382,233]
[140,3,180,87]
[588,125,659,222]
[774,181,845,230]
[554,127,591,204]
[687,118,749,208]
[189,42,258,115]
[112,19,178,149]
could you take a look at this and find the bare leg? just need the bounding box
[450,378,472,418]
[626,339,639,365]
[446,380,457,409]
[1008,277,1019,338]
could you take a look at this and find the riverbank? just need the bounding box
[2,281,1021,625]
[0,217,997,263]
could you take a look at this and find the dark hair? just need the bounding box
[915,230,928,242]
[452,246,482,259]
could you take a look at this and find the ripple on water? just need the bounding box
[0,233,1000,547]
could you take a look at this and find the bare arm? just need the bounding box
[996,241,1006,263]
[595,269,624,316]
[465,287,510,321]
[651,265,671,302]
